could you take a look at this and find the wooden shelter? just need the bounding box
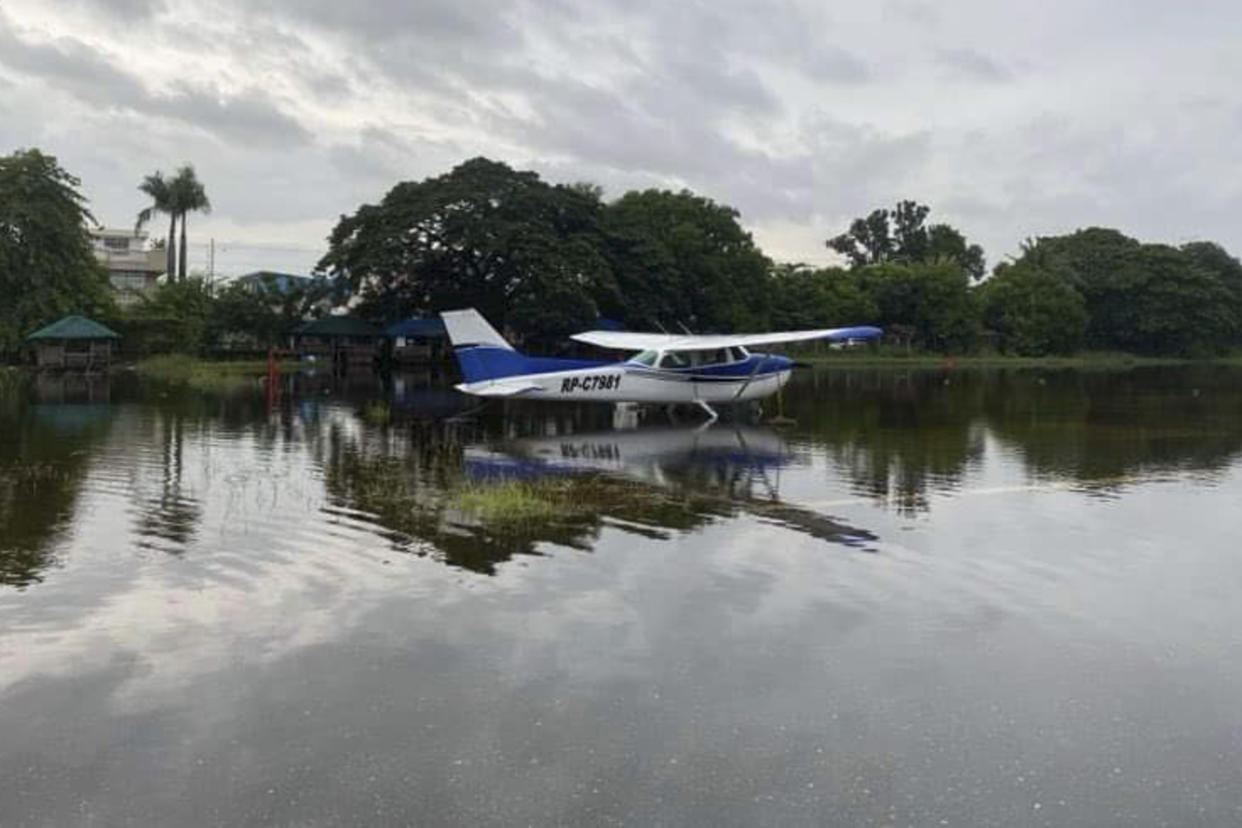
[26,315,120,371]
[292,316,382,369]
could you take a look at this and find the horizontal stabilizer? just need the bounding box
[455,379,543,397]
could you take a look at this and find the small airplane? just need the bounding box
[440,309,882,420]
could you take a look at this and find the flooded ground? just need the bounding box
[2,364,1241,826]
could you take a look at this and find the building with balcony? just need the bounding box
[90,228,166,308]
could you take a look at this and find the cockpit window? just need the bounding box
[659,351,690,369]
[630,349,658,366]
[729,346,749,363]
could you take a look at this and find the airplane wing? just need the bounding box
[571,326,883,351]
[455,378,543,397]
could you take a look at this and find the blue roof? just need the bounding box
[386,317,447,338]
[235,271,317,295]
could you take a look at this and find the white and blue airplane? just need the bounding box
[441,309,882,419]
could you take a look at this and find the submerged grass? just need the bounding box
[452,475,692,528]
[132,354,300,391]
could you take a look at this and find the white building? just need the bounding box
[90,228,166,308]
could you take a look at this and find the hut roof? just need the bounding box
[294,316,382,337]
[385,317,447,338]
[26,315,120,341]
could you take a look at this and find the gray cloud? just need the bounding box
[935,48,1014,83]
[3,0,1242,272]
[0,10,150,107]
[0,11,309,148]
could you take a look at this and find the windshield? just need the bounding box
[629,350,658,366]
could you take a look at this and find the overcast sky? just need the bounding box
[2,0,1240,278]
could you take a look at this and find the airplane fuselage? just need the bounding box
[457,350,794,405]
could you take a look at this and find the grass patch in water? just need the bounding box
[455,481,564,524]
[133,354,299,391]
[453,475,679,527]
[362,401,392,425]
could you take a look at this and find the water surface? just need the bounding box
[2,365,1241,826]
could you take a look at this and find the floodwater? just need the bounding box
[2,364,1241,827]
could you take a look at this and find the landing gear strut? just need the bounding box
[696,400,719,422]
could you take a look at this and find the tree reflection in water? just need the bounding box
[3,365,1242,588]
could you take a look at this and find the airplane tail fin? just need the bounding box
[441,308,514,351]
[440,308,527,384]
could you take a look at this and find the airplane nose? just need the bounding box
[769,355,795,371]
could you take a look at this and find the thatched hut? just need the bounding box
[26,315,120,371]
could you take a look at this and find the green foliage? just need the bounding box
[121,278,215,354]
[136,165,210,282]
[0,148,115,360]
[170,165,210,282]
[209,275,331,348]
[318,157,614,343]
[601,189,772,332]
[857,262,980,352]
[828,199,986,279]
[769,265,877,330]
[980,263,1088,355]
[136,170,178,279]
[1010,229,1242,356]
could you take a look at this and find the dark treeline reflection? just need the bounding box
[3,365,1241,587]
[786,365,1242,510]
[0,373,115,588]
[786,369,989,513]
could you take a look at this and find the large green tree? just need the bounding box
[1011,229,1241,355]
[0,148,114,358]
[601,189,772,332]
[769,264,877,330]
[827,200,986,279]
[856,262,979,352]
[980,263,1088,355]
[318,157,614,342]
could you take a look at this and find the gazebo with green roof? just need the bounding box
[292,315,382,369]
[26,315,121,371]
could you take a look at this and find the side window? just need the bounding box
[631,350,658,366]
[729,346,748,363]
[660,352,690,369]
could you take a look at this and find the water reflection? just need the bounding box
[0,373,115,588]
[2,365,1242,590]
[4,364,1242,824]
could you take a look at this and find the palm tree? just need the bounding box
[136,171,177,278]
[170,165,210,281]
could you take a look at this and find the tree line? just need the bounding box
[3,148,1241,360]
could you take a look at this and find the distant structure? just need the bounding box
[26,315,121,371]
[293,316,383,369]
[233,270,314,295]
[233,271,335,315]
[386,317,448,364]
[89,228,166,308]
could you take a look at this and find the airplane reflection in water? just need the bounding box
[466,425,880,550]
